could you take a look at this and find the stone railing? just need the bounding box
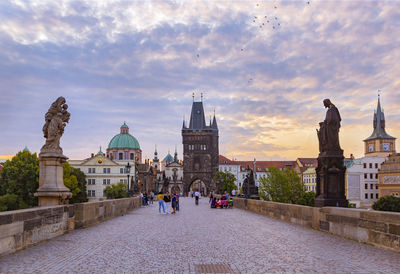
[234,198,400,252]
[0,196,141,257]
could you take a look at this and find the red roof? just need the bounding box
[219,155,296,172]
[297,158,318,167]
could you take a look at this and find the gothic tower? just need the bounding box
[363,95,396,157]
[182,100,219,194]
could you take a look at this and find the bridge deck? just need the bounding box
[0,197,399,273]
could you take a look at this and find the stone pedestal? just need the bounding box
[35,152,72,206]
[315,150,347,207]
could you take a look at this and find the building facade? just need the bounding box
[378,153,400,198]
[69,149,136,201]
[303,167,316,192]
[182,100,219,194]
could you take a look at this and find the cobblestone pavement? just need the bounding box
[1,198,400,273]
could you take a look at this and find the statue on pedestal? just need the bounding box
[315,99,347,207]
[242,166,259,199]
[35,97,72,206]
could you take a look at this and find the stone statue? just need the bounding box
[242,166,259,199]
[35,97,72,206]
[317,99,341,153]
[41,96,70,155]
[315,98,346,207]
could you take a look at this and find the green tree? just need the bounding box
[0,194,26,211]
[259,167,304,204]
[104,182,128,199]
[0,150,39,209]
[296,191,316,207]
[63,162,88,204]
[372,195,400,212]
[214,171,237,194]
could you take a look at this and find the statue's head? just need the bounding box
[323,99,332,108]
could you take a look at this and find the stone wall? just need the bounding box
[234,198,400,252]
[0,205,74,257]
[0,196,141,257]
[74,196,141,228]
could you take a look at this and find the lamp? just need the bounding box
[126,162,131,197]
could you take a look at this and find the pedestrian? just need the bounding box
[232,189,236,197]
[195,190,200,205]
[225,191,229,201]
[157,192,165,214]
[150,191,154,204]
[171,193,177,214]
[140,192,145,206]
[209,190,214,203]
[164,191,171,214]
[176,192,180,211]
[144,192,148,206]
[191,191,194,198]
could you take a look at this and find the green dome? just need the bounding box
[108,133,140,150]
[163,153,174,163]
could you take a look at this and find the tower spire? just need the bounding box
[174,145,178,162]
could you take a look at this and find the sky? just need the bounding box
[1,0,400,161]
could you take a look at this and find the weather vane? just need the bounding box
[378,89,382,97]
[201,92,203,101]
[192,92,195,102]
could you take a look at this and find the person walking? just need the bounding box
[176,192,180,211]
[164,191,171,214]
[157,192,165,214]
[195,191,200,205]
[232,189,236,197]
[171,193,177,214]
[150,191,154,204]
[209,190,214,203]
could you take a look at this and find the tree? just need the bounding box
[214,171,237,194]
[104,182,128,199]
[259,167,304,204]
[297,191,316,207]
[0,194,26,212]
[0,150,39,209]
[372,195,400,212]
[63,162,88,204]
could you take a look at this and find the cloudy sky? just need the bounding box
[1,0,400,161]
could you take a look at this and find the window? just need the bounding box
[103,179,111,185]
[119,153,123,160]
[130,153,134,160]
[365,193,368,199]
[88,179,96,185]
[375,163,378,169]
[363,163,366,168]
[364,173,367,179]
[376,193,379,199]
[375,174,378,179]
[376,185,378,189]
[370,184,373,189]
[370,173,373,179]
[365,184,368,189]
[103,168,110,174]
[370,193,373,199]
[120,168,124,174]
[369,163,372,168]
[88,190,96,197]
[242,174,245,179]
[88,168,96,174]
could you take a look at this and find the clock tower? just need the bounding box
[363,95,396,157]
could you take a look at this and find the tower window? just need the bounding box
[119,153,123,160]
[130,153,134,160]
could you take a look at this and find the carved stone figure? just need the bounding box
[35,97,72,206]
[315,99,346,207]
[317,99,341,153]
[242,166,259,199]
[41,96,70,155]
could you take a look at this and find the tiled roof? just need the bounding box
[297,158,318,167]
[219,155,296,172]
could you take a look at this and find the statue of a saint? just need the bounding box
[317,99,341,152]
[41,97,70,154]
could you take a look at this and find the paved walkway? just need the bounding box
[1,197,400,273]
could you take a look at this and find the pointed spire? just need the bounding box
[182,115,186,129]
[364,94,395,141]
[153,145,159,162]
[174,145,178,162]
[212,111,218,130]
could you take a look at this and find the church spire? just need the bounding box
[174,145,178,162]
[153,145,159,162]
[212,110,218,130]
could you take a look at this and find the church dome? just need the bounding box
[107,123,140,150]
[163,152,174,163]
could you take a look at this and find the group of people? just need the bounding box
[157,192,180,214]
[140,191,154,206]
[209,190,234,208]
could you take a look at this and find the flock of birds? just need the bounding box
[194,1,312,85]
